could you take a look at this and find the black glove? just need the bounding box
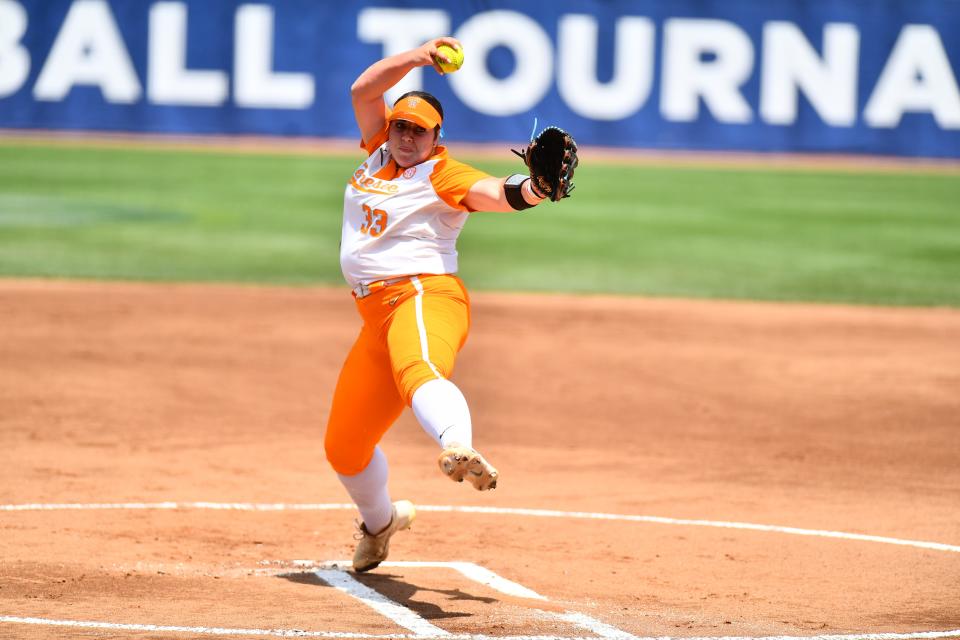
[512,126,579,202]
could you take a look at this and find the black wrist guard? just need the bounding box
[504,173,535,210]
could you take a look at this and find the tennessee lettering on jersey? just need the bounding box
[350,168,400,196]
[339,127,492,289]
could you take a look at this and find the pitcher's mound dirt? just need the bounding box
[1,280,958,638]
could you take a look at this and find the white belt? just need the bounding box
[352,276,411,299]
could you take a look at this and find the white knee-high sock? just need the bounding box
[411,378,472,449]
[337,446,393,534]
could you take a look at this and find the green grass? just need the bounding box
[1,142,958,306]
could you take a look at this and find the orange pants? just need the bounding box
[324,274,470,475]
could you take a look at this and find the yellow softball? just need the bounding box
[434,44,464,74]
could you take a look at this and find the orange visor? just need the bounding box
[387,96,442,130]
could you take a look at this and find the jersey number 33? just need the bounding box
[360,204,389,237]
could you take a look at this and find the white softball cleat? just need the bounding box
[438,445,499,490]
[352,500,416,573]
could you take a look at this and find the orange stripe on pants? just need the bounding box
[324,274,470,475]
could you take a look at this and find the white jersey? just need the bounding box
[339,129,491,288]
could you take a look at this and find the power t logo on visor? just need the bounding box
[388,97,443,130]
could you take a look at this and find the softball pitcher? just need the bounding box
[325,37,577,572]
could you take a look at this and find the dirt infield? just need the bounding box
[1,279,958,639]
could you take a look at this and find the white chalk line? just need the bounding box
[307,563,620,638]
[299,561,547,601]
[252,561,658,639]
[286,562,616,637]
[2,501,958,554]
[4,502,960,639]
[549,612,639,639]
[2,617,959,640]
[315,569,450,637]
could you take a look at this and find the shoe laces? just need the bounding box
[353,519,369,540]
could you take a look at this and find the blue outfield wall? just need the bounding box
[1,0,959,157]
